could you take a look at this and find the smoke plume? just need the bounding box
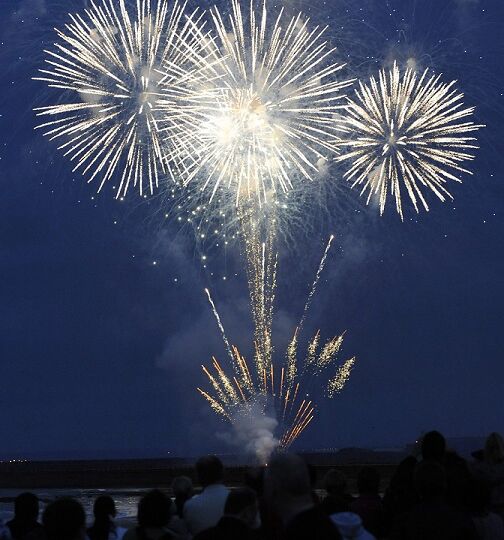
[219,401,279,463]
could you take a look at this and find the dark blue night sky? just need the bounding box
[0,0,503,459]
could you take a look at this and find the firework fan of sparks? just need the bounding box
[174,0,354,206]
[199,233,356,452]
[33,0,215,198]
[336,62,484,220]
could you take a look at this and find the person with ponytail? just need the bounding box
[88,496,125,540]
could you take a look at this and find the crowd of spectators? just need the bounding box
[1,430,503,540]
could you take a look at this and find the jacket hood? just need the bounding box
[330,512,375,539]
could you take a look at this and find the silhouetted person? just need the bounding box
[244,467,265,496]
[194,488,260,540]
[171,477,193,519]
[469,479,504,539]
[350,467,385,538]
[472,432,504,520]
[263,453,342,540]
[7,493,43,540]
[383,456,418,527]
[124,489,187,540]
[184,456,229,536]
[88,496,126,540]
[421,430,473,510]
[390,460,477,540]
[307,463,320,504]
[444,448,474,511]
[320,470,353,516]
[0,521,10,540]
[43,498,86,540]
[421,431,446,462]
[244,467,276,540]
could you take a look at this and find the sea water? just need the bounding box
[0,488,145,525]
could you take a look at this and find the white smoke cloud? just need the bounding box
[316,157,330,178]
[218,400,279,463]
[11,0,47,21]
[452,0,480,32]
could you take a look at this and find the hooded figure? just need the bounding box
[330,513,375,540]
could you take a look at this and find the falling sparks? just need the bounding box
[285,327,298,396]
[327,357,356,398]
[177,0,354,205]
[240,205,277,382]
[336,62,484,220]
[316,333,345,371]
[199,237,356,451]
[305,331,320,367]
[34,0,212,197]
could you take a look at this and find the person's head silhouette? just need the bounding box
[421,431,446,462]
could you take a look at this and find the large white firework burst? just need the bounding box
[174,0,354,206]
[336,62,484,219]
[34,0,211,198]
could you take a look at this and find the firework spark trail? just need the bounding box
[201,364,229,405]
[204,287,235,364]
[233,346,254,394]
[297,234,334,333]
[212,357,239,403]
[336,62,484,219]
[281,400,315,448]
[197,388,229,419]
[34,0,214,198]
[288,382,301,418]
[175,0,354,205]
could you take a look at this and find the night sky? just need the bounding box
[1,0,503,460]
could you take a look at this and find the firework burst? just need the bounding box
[175,0,354,206]
[33,0,213,198]
[336,62,484,219]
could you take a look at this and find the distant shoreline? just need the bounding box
[0,450,404,490]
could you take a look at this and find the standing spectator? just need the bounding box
[320,470,353,516]
[124,490,188,540]
[88,496,126,540]
[183,456,229,536]
[171,477,193,519]
[383,456,418,528]
[350,467,385,538]
[390,460,477,540]
[0,520,11,540]
[43,498,86,540]
[263,453,341,539]
[421,430,473,511]
[472,432,504,520]
[469,480,504,540]
[194,488,260,540]
[7,493,43,540]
